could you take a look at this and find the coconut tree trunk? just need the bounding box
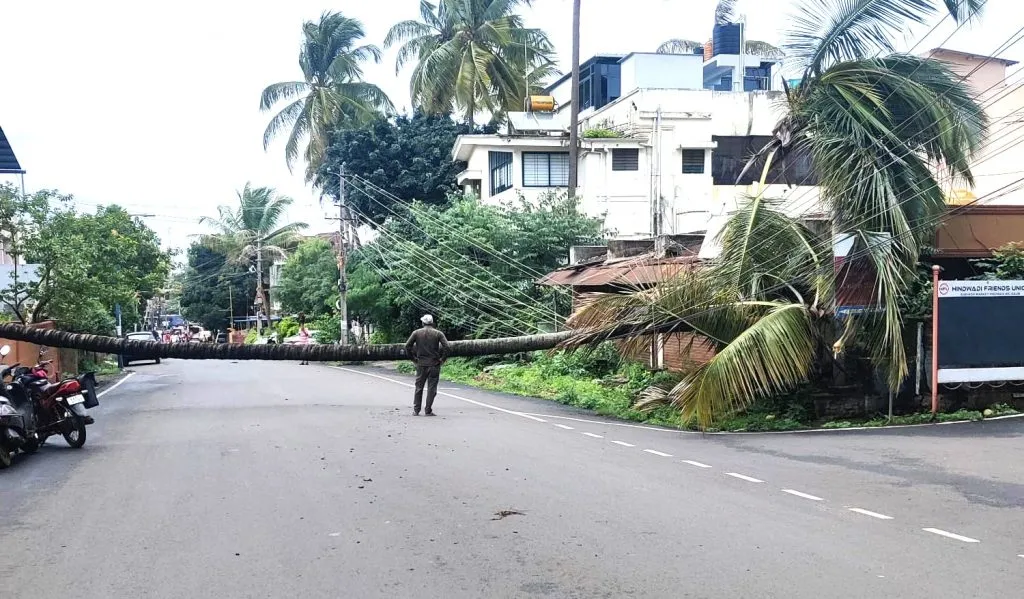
[0,323,573,362]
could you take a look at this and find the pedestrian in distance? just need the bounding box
[405,314,450,416]
[298,312,311,366]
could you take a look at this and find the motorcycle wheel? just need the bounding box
[0,443,12,469]
[62,416,87,448]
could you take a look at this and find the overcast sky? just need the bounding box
[0,0,1017,253]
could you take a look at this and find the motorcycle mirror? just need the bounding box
[0,345,9,357]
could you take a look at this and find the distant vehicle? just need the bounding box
[122,331,162,366]
[215,332,227,344]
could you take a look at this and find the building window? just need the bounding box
[612,148,639,171]
[489,151,513,195]
[711,136,817,185]
[681,149,705,174]
[523,152,570,187]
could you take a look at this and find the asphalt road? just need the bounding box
[2,359,1022,598]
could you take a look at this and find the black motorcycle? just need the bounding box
[0,345,40,468]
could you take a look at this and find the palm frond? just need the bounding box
[260,81,308,111]
[785,0,934,75]
[670,303,818,428]
[715,0,739,24]
[656,39,703,54]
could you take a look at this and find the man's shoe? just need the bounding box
[424,411,436,417]
[413,410,420,416]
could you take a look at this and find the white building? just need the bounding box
[452,51,812,242]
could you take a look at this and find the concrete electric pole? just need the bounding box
[568,0,582,199]
[337,163,349,346]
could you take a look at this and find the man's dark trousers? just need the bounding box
[414,365,441,413]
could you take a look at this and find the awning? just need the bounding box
[0,127,24,174]
[538,253,699,287]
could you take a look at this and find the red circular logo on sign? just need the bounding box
[938,282,950,296]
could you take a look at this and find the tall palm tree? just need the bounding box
[571,0,988,428]
[200,183,308,322]
[385,0,556,128]
[261,12,393,181]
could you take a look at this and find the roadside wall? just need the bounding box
[0,321,65,375]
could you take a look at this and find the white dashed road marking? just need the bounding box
[782,489,824,501]
[582,432,603,438]
[923,528,980,543]
[725,472,764,483]
[643,449,673,457]
[848,508,894,520]
[554,424,574,430]
[611,441,636,447]
[682,460,712,468]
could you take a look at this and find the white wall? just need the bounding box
[619,53,703,95]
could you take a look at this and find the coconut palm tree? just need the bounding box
[261,12,393,181]
[200,183,308,323]
[384,0,557,128]
[571,0,988,428]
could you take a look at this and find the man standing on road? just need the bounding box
[405,315,450,416]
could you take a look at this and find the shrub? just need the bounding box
[244,329,259,344]
[582,128,621,138]
[277,317,300,339]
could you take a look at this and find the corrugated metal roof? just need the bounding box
[538,253,699,287]
[0,127,24,174]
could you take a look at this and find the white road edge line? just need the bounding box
[97,372,136,398]
[782,489,824,501]
[725,472,764,483]
[922,528,980,543]
[611,440,636,447]
[330,366,548,422]
[682,460,712,468]
[848,508,894,520]
[643,449,673,457]
[582,432,603,438]
[1017,554,1024,559]
[554,424,575,430]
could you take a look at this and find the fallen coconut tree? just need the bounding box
[0,323,576,362]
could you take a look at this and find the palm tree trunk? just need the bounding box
[567,0,582,199]
[0,322,573,362]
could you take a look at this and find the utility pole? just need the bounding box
[567,0,582,199]
[337,163,349,346]
[255,238,263,336]
[228,284,234,338]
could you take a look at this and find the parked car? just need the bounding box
[215,332,227,343]
[122,331,161,366]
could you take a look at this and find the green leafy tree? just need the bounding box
[354,191,604,340]
[261,11,394,181]
[316,112,495,223]
[277,238,339,317]
[200,183,308,315]
[179,243,256,332]
[0,184,172,333]
[385,0,557,127]
[573,0,987,427]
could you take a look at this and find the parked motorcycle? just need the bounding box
[0,347,99,468]
[0,345,39,469]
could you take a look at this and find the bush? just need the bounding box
[312,314,340,344]
[582,128,621,138]
[277,317,300,339]
[243,329,259,344]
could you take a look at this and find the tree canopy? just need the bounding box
[277,238,339,318]
[179,243,257,333]
[316,112,495,223]
[0,183,172,333]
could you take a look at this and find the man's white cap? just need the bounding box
[421,314,434,325]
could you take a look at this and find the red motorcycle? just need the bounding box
[11,352,97,449]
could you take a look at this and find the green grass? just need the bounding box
[389,354,1021,432]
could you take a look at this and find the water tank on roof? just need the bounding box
[713,23,742,56]
[526,95,556,112]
